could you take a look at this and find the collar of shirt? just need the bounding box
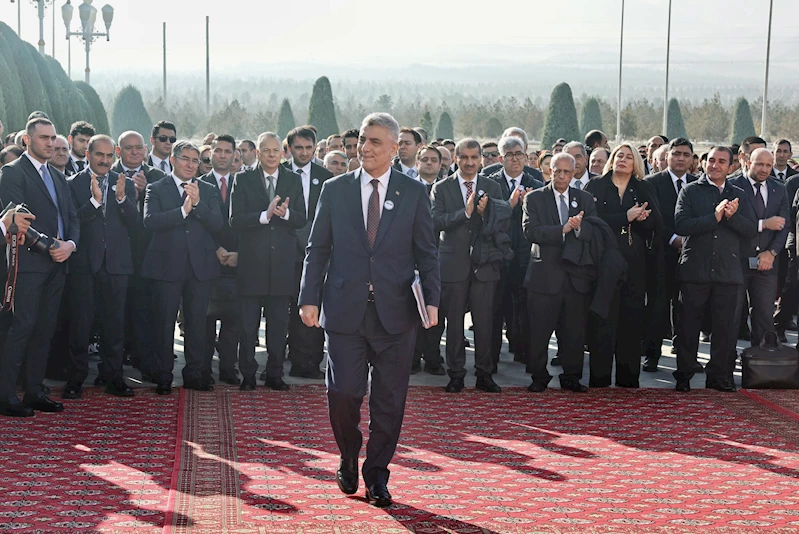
[121,164,142,174]
[361,167,391,190]
[400,162,418,175]
[173,174,193,192]
[212,169,230,188]
[293,162,311,176]
[570,172,589,187]
[70,154,86,165]
[668,169,687,185]
[457,172,477,189]
[553,185,570,205]
[151,154,169,168]
[24,151,46,174]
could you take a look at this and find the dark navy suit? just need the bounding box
[141,175,223,385]
[299,168,440,488]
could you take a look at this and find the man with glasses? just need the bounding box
[480,127,544,183]
[148,120,177,174]
[141,140,224,395]
[481,142,500,169]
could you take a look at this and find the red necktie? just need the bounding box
[220,176,228,203]
[464,179,474,202]
[181,183,188,202]
[366,179,380,248]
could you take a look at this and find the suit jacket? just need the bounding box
[282,161,333,262]
[785,174,799,251]
[229,165,306,296]
[147,154,172,174]
[141,175,224,282]
[644,170,698,250]
[481,161,544,183]
[200,171,238,278]
[67,169,138,275]
[299,168,440,335]
[729,175,789,259]
[674,175,758,285]
[431,174,504,283]
[64,157,86,177]
[488,169,545,282]
[522,183,597,294]
[0,154,80,273]
[771,166,797,182]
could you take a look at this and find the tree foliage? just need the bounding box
[580,97,603,137]
[485,116,503,138]
[277,99,295,138]
[730,97,756,144]
[666,98,688,140]
[75,81,109,135]
[436,111,454,140]
[308,76,339,138]
[541,82,580,148]
[111,85,153,141]
[420,110,433,138]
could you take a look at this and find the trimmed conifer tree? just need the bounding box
[111,85,153,141]
[75,81,109,135]
[729,97,756,144]
[666,98,688,140]
[580,97,603,137]
[308,76,339,139]
[541,82,580,148]
[436,111,454,140]
[420,110,433,138]
[277,99,295,139]
[0,31,25,130]
[486,117,503,138]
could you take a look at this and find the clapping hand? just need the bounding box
[723,198,739,219]
[274,197,290,219]
[115,173,127,201]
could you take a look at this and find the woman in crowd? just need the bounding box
[538,152,553,183]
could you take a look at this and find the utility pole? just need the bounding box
[616,0,625,144]
[662,0,672,134]
[761,0,774,139]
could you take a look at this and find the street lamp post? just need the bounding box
[61,0,114,84]
[10,0,56,55]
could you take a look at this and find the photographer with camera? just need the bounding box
[0,117,79,418]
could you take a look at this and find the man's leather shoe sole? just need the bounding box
[264,378,290,391]
[561,380,588,393]
[105,383,135,397]
[366,486,393,507]
[527,381,548,393]
[219,373,241,385]
[706,380,737,392]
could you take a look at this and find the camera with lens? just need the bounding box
[0,202,58,254]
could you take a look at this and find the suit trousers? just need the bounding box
[526,278,588,385]
[0,265,66,400]
[413,321,444,368]
[735,268,778,347]
[205,298,241,376]
[67,267,129,384]
[490,273,514,366]
[150,262,212,385]
[239,295,290,380]
[675,282,739,382]
[325,301,416,488]
[125,275,153,370]
[644,254,681,359]
[775,247,799,330]
[441,275,496,379]
[288,265,325,371]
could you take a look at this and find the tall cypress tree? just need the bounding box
[666,98,688,140]
[30,47,66,134]
[436,111,454,140]
[486,117,503,138]
[541,82,580,148]
[729,97,756,144]
[580,97,603,137]
[420,110,433,138]
[308,76,339,138]
[45,55,85,128]
[277,99,295,139]
[0,23,50,120]
[111,85,153,141]
[75,81,109,135]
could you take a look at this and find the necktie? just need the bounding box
[76,160,85,172]
[40,165,65,239]
[408,168,418,178]
[367,179,380,248]
[125,169,136,178]
[266,175,275,202]
[754,183,766,219]
[160,160,168,172]
[219,176,228,203]
[510,179,517,198]
[778,172,785,181]
[97,174,108,216]
[573,180,582,190]
[676,179,683,194]
[559,193,569,226]
[464,179,474,204]
[180,183,188,202]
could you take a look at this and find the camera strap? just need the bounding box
[3,214,21,312]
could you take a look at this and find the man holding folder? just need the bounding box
[299,113,440,507]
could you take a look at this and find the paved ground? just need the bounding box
[54,315,794,392]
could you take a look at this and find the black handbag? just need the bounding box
[210,275,239,302]
[741,331,799,389]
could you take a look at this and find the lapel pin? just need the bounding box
[312,178,319,185]
[571,199,578,208]
[395,190,400,196]
[478,189,485,196]
[384,200,395,210]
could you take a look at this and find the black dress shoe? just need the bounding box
[259,369,269,381]
[219,372,241,385]
[41,384,51,395]
[560,377,588,393]
[476,376,502,393]
[62,382,83,399]
[706,378,737,392]
[94,376,107,387]
[692,361,705,374]
[444,378,464,393]
[289,367,325,379]
[183,379,214,391]
[738,329,751,341]
[409,362,421,374]
[675,380,691,392]
[106,379,135,397]
[463,338,470,348]
[155,383,172,395]
[264,376,290,391]
[527,380,547,393]
[336,457,358,495]
[23,392,64,412]
[366,483,393,507]
[423,365,446,376]
[140,372,157,383]
[550,356,562,366]
[778,330,788,343]
[642,359,658,373]
[240,378,256,391]
[0,400,34,417]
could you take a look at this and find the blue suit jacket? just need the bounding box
[141,175,224,282]
[299,168,441,335]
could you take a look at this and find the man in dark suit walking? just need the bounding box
[0,118,79,417]
[487,136,543,369]
[432,138,503,394]
[730,148,789,347]
[299,113,439,507]
[230,132,307,391]
[642,138,698,371]
[63,135,138,399]
[523,152,595,393]
[284,127,333,379]
[201,134,242,385]
[141,141,223,394]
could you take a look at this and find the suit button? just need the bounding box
[370,257,375,262]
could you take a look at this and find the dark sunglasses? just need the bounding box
[201,157,211,164]
[482,151,500,158]
[156,135,177,143]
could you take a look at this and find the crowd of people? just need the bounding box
[0,110,797,420]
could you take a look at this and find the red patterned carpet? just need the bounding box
[3,386,799,533]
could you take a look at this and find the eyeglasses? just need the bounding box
[504,152,526,160]
[201,157,211,164]
[156,135,177,143]
[176,155,200,166]
[482,151,500,158]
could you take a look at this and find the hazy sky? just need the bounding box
[1,0,797,81]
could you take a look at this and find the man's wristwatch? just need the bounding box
[769,249,778,257]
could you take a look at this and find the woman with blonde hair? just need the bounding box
[584,142,664,388]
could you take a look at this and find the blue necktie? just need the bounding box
[40,165,65,239]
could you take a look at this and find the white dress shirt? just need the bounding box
[211,169,230,191]
[668,169,688,244]
[552,186,577,238]
[748,176,769,233]
[259,170,290,224]
[293,162,312,216]
[88,171,127,209]
[24,152,76,249]
[570,171,590,190]
[774,168,788,182]
[69,155,87,172]
[504,171,524,199]
[173,175,193,219]
[151,154,171,173]
[360,167,390,229]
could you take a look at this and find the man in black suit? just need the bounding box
[63,135,138,399]
[201,134,241,385]
[284,127,332,380]
[0,118,79,417]
[775,139,799,339]
[299,112,439,507]
[141,141,223,394]
[564,142,597,188]
[64,121,94,177]
[522,152,595,393]
[673,146,757,393]
[772,139,797,183]
[487,136,543,369]
[730,148,789,347]
[642,138,698,371]
[230,132,307,391]
[112,131,166,372]
[392,127,422,178]
[480,127,544,183]
[148,120,177,175]
[432,138,504,394]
